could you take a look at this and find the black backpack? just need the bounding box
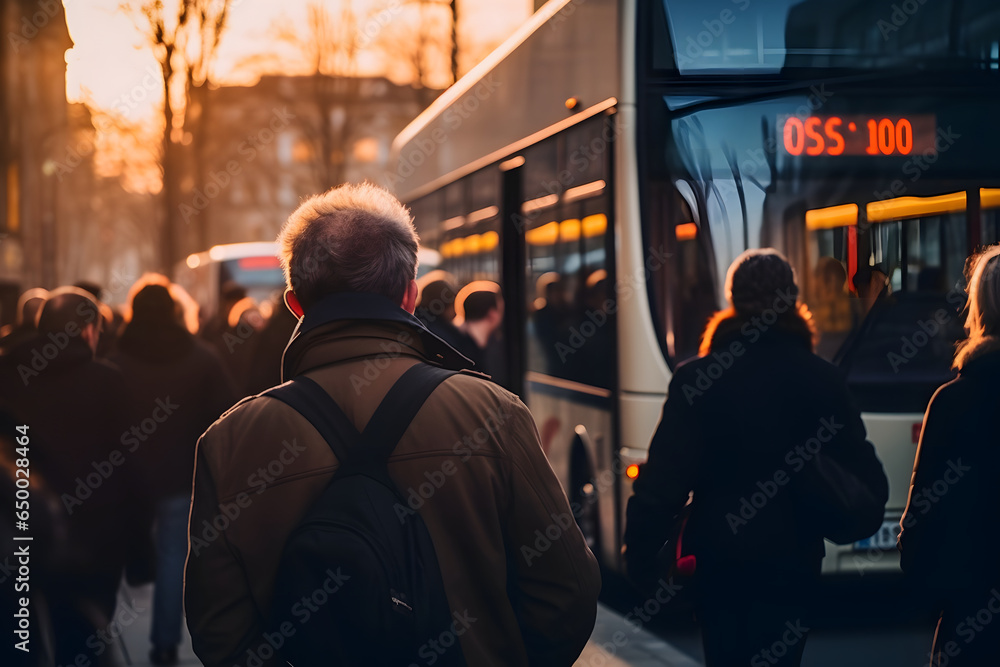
[262,363,466,667]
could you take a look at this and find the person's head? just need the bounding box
[277,182,419,316]
[814,257,847,298]
[73,280,103,302]
[725,248,799,316]
[16,288,49,328]
[954,244,1000,370]
[456,281,504,333]
[36,287,103,354]
[124,273,199,333]
[416,276,458,322]
[130,284,177,327]
[534,272,564,310]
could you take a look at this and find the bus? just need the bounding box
[174,242,443,323]
[175,242,287,323]
[392,0,1000,574]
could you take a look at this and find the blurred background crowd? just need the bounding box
[0,267,506,666]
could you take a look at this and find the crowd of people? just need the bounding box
[0,176,998,667]
[0,229,544,667]
[0,275,253,665]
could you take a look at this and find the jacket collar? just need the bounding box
[281,292,472,381]
[958,335,1000,377]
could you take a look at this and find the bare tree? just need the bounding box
[240,1,363,190]
[123,0,230,267]
[124,0,191,271]
[182,0,230,249]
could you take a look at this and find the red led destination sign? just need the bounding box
[779,115,937,157]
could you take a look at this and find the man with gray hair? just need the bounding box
[185,183,601,666]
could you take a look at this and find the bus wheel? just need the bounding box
[570,442,601,560]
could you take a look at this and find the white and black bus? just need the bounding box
[392,0,1000,574]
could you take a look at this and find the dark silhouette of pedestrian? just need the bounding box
[0,288,48,356]
[0,287,146,667]
[624,249,888,667]
[899,244,1000,666]
[110,282,237,665]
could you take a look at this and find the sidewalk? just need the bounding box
[114,585,699,667]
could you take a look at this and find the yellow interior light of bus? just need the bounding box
[867,191,966,223]
[499,155,525,171]
[186,254,202,269]
[442,239,464,258]
[522,194,559,214]
[468,206,499,224]
[675,222,699,240]
[804,204,858,231]
[564,180,606,203]
[443,216,466,231]
[526,221,559,246]
[626,464,640,480]
[582,213,608,238]
[464,234,483,254]
[981,188,1000,210]
[480,231,500,252]
[560,219,581,242]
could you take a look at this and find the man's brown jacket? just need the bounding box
[185,293,601,666]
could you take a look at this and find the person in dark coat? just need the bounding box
[242,298,298,396]
[109,283,238,666]
[899,244,1000,666]
[0,287,144,666]
[623,249,888,667]
[413,273,465,350]
[0,288,48,355]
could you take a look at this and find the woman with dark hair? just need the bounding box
[900,244,1000,666]
[624,249,888,667]
[110,281,237,666]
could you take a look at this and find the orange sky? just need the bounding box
[63,0,533,124]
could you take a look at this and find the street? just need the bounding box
[111,573,936,666]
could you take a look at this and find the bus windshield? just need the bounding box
[640,82,1000,412]
[654,0,1000,75]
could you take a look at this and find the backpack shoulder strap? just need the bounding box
[262,376,363,464]
[362,363,458,462]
